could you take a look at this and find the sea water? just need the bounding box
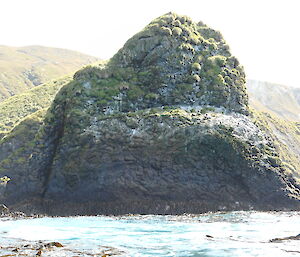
[0,211,300,256]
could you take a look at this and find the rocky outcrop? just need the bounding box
[270,234,300,243]
[0,13,299,215]
[2,108,300,215]
[73,12,248,114]
[0,240,124,256]
[38,109,300,214]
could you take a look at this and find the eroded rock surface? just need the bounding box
[0,13,299,215]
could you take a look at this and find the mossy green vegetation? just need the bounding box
[0,109,46,176]
[2,109,47,141]
[70,12,248,117]
[0,76,72,133]
[250,108,300,183]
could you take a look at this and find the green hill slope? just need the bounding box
[0,76,72,134]
[0,45,98,101]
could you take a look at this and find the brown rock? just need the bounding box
[270,234,300,242]
[44,242,63,248]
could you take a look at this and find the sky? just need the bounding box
[1,0,300,87]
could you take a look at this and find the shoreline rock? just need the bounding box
[0,240,124,256]
[270,234,300,242]
[0,13,300,215]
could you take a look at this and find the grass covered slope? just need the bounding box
[73,12,248,115]
[251,109,300,183]
[0,45,98,101]
[0,76,72,133]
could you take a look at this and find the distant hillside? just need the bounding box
[247,79,300,121]
[0,76,72,134]
[0,45,99,101]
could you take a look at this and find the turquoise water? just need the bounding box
[0,211,300,256]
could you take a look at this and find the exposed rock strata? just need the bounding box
[2,109,300,215]
[0,13,299,215]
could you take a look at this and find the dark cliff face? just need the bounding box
[37,111,300,214]
[0,13,300,215]
[2,108,300,215]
